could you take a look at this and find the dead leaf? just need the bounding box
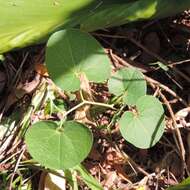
[103,171,117,190]
[75,73,94,124]
[35,63,49,77]
[38,171,66,190]
[159,151,183,178]
[136,186,147,190]
[4,74,41,111]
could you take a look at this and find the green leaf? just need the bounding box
[1,0,190,53]
[46,29,111,92]
[25,121,93,169]
[108,68,146,105]
[81,0,190,31]
[74,164,103,190]
[0,0,101,53]
[0,55,4,62]
[150,61,169,71]
[167,177,190,190]
[119,95,165,148]
[65,169,79,190]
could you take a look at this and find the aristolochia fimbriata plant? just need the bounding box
[25,29,165,171]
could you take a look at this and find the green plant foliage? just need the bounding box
[1,0,190,53]
[45,98,67,115]
[150,61,169,71]
[81,0,190,31]
[108,68,146,105]
[46,29,111,92]
[25,121,93,169]
[0,0,99,53]
[74,164,103,190]
[119,95,165,148]
[166,177,190,190]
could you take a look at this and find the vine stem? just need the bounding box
[107,104,125,130]
[59,100,115,128]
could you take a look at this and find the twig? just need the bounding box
[106,48,188,107]
[11,52,29,89]
[169,59,190,67]
[8,146,26,190]
[160,92,190,176]
[115,145,149,176]
[160,93,185,161]
[126,36,190,83]
[145,76,188,107]
[110,51,152,73]
[93,33,190,83]
[147,80,185,160]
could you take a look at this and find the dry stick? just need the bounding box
[159,92,190,176]
[148,80,184,159]
[111,51,151,73]
[2,150,22,164]
[128,37,190,83]
[11,52,29,89]
[93,33,190,83]
[8,146,26,190]
[115,145,149,177]
[145,76,188,107]
[149,81,182,157]
[0,53,29,121]
[111,50,188,107]
[169,59,190,67]
[161,93,184,154]
[147,75,189,176]
[149,82,187,176]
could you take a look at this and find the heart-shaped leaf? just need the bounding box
[25,121,93,169]
[108,68,146,105]
[119,95,165,148]
[46,29,111,92]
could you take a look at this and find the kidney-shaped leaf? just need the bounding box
[46,29,111,92]
[108,68,146,105]
[25,121,93,169]
[119,95,165,148]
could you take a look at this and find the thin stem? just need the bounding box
[84,100,116,110]
[107,104,125,130]
[59,101,85,128]
[60,100,115,125]
[59,119,65,129]
[79,90,85,102]
[63,101,86,118]
[8,146,26,190]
